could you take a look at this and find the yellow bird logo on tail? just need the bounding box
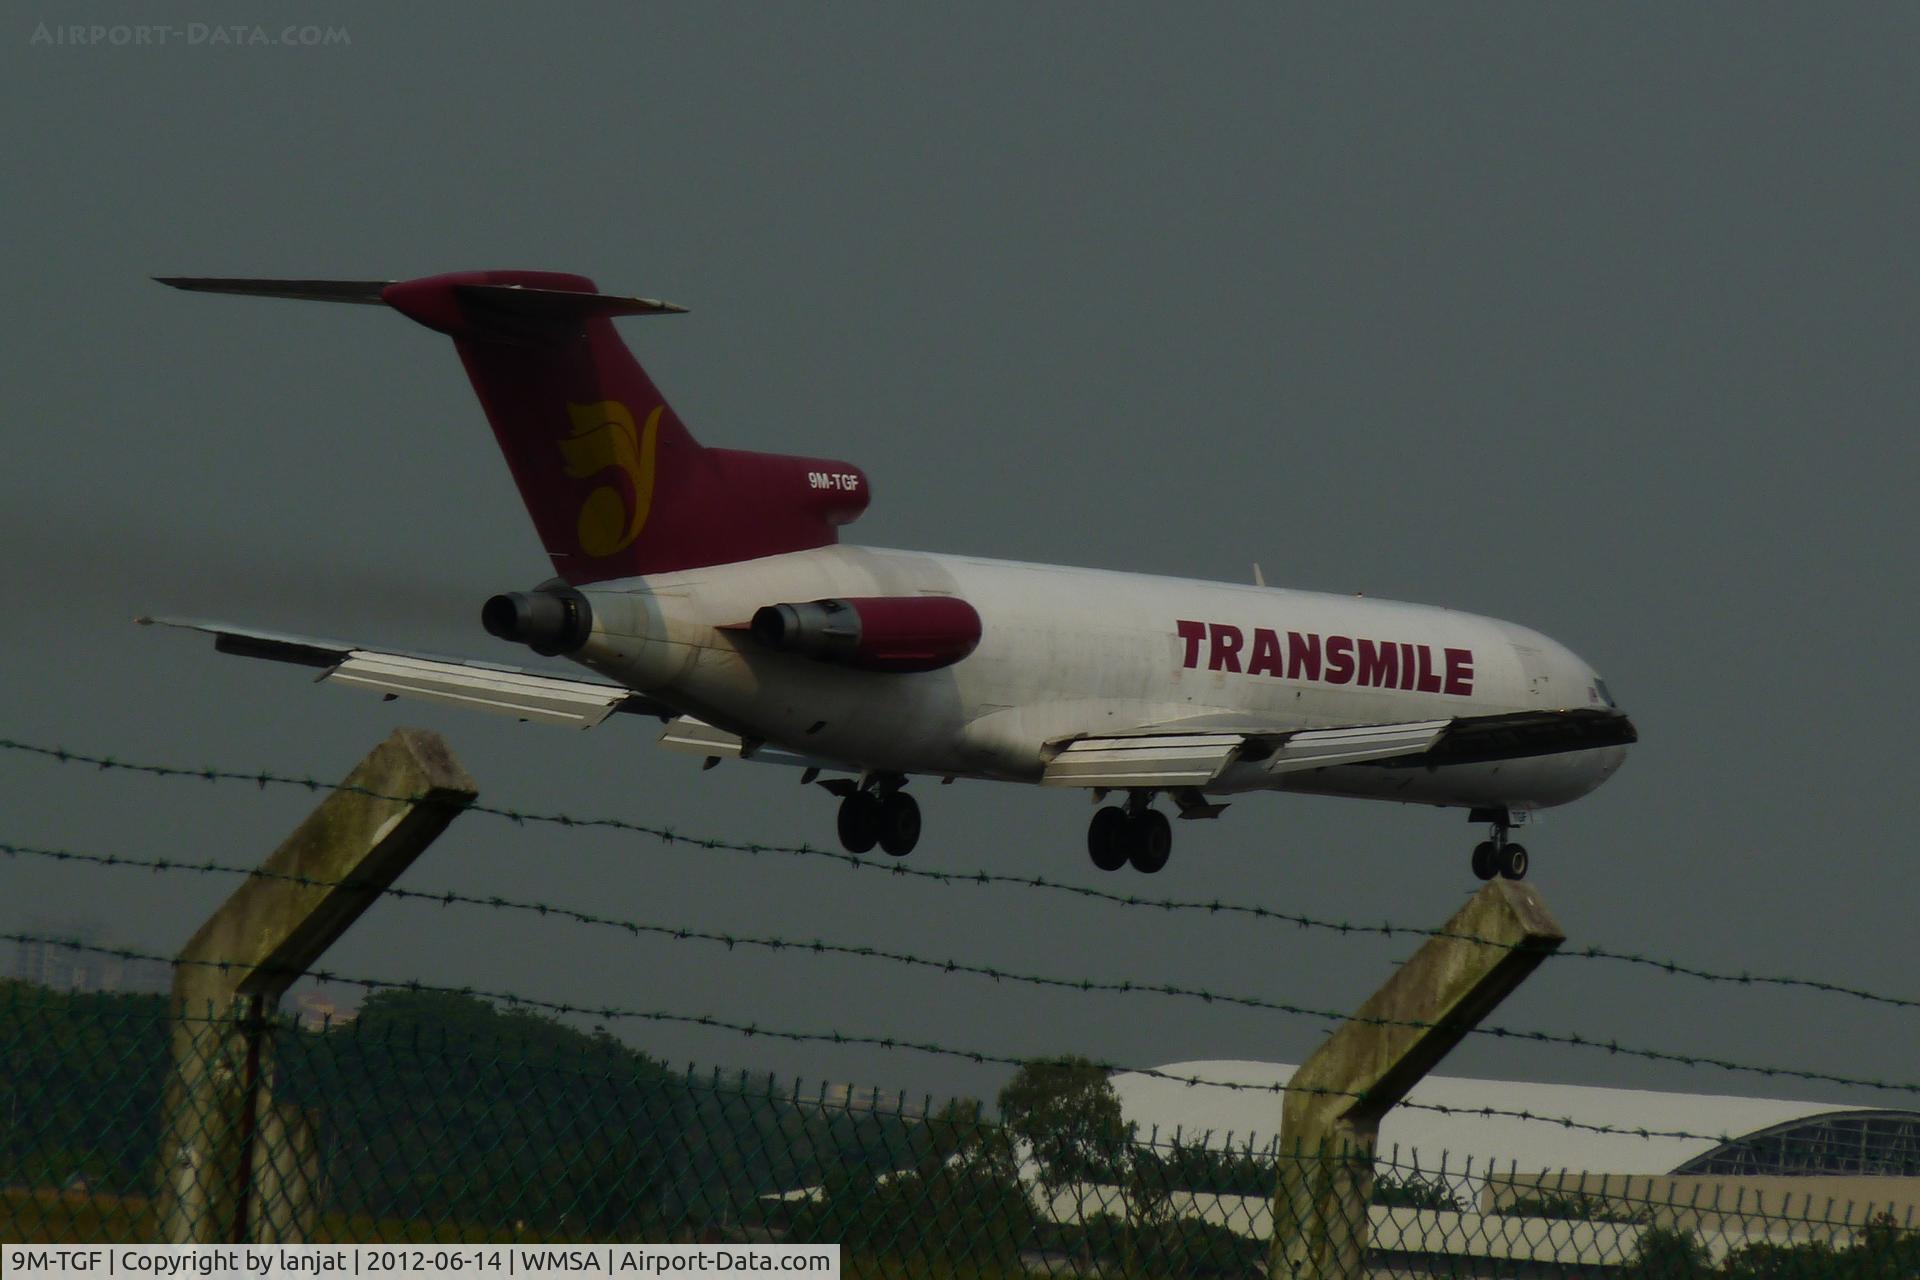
[560,401,661,557]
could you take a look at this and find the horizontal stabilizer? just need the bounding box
[155,269,877,587]
[155,277,394,304]
[455,282,687,318]
[139,616,670,728]
[154,276,687,318]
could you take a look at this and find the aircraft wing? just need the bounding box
[139,617,672,729]
[1042,709,1635,790]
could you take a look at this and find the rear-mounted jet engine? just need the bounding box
[482,587,593,657]
[749,597,981,673]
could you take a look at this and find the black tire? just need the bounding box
[1088,806,1129,872]
[1471,841,1498,881]
[1499,842,1529,880]
[837,791,881,854]
[1128,810,1172,874]
[878,792,921,857]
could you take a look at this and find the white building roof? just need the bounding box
[1111,1060,1877,1177]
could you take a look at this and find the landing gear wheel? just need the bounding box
[1469,808,1533,882]
[837,791,881,854]
[1471,841,1499,881]
[1088,806,1129,872]
[1498,842,1529,880]
[877,792,921,857]
[1128,810,1172,874]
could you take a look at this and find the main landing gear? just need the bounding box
[1469,807,1529,881]
[1087,797,1172,874]
[830,777,920,857]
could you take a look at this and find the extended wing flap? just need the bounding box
[1042,733,1246,789]
[1044,718,1453,789]
[1044,708,1630,791]
[1265,719,1452,773]
[326,652,628,728]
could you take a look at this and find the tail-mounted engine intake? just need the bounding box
[749,596,981,673]
[482,587,594,656]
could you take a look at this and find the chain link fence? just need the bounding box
[5,981,1917,1278]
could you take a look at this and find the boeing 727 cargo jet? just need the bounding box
[145,271,1635,879]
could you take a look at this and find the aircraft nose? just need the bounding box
[1597,742,1630,778]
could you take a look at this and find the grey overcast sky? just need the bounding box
[4,4,1918,1132]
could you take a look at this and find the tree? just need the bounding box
[1721,1217,1920,1280]
[290,989,682,1232]
[1856,1213,1920,1280]
[996,1055,1133,1199]
[1720,1239,1843,1280]
[1624,1225,1712,1280]
[0,981,169,1199]
[785,1098,1036,1266]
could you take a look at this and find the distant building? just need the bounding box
[818,1084,925,1117]
[10,934,171,995]
[290,987,361,1030]
[1112,1059,1920,1184]
[1102,1060,1920,1272]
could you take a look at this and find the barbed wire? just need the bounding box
[0,932,1746,1147]
[7,834,1919,1101]
[5,736,1915,1017]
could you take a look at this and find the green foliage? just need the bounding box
[1498,1190,1641,1222]
[10,980,1919,1280]
[0,980,168,1197]
[0,982,905,1243]
[1374,1171,1463,1212]
[996,1054,1133,1193]
[996,1059,1279,1274]
[1155,1140,1279,1196]
[1626,1225,1714,1280]
[1722,1239,1844,1280]
[1858,1214,1920,1280]
[285,988,681,1235]
[787,1098,1036,1266]
[1078,1210,1266,1277]
[1722,1216,1920,1280]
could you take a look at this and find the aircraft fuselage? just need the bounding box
[571,545,1628,812]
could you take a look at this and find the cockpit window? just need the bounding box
[1592,678,1617,708]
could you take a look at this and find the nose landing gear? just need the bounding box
[1469,808,1529,881]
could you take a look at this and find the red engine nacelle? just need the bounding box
[748,596,982,673]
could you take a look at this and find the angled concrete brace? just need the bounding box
[1270,879,1565,1280]
[156,728,477,1243]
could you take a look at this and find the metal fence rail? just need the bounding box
[4,982,1917,1278]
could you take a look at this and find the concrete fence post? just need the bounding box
[156,728,477,1242]
[1270,879,1565,1280]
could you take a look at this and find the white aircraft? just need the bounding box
[146,272,1634,880]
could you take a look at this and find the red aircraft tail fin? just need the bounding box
[157,271,869,583]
